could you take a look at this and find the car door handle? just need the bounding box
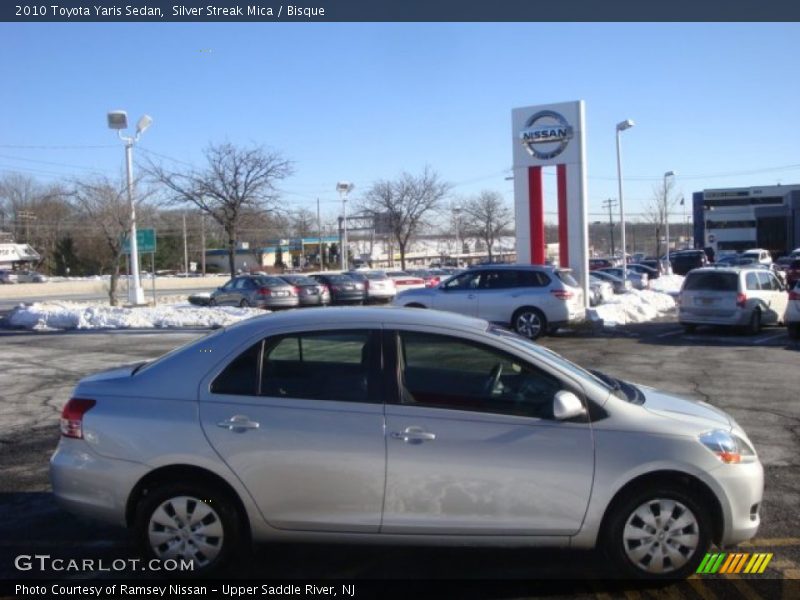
[217,415,260,431]
[391,427,436,443]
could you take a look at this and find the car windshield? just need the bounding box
[364,272,387,280]
[253,277,285,286]
[488,326,618,395]
[684,272,738,292]
[327,275,355,283]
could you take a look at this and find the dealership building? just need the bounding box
[692,184,800,256]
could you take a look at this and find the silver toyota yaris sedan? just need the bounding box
[51,307,763,579]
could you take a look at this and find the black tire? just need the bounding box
[239,299,249,308]
[747,310,761,336]
[602,483,712,580]
[512,307,547,340]
[208,298,217,307]
[683,324,696,334]
[404,303,427,309]
[134,482,243,576]
[789,323,800,340]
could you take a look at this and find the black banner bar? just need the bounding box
[3,0,800,23]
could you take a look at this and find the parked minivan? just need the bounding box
[678,266,789,334]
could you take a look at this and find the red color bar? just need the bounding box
[528,166,545,264]
[557,164,569,268]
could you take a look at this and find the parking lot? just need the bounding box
[1,320,799,596]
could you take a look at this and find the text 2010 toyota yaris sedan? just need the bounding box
[51,307,763,578]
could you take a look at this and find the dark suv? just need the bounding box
[670,250,708,276]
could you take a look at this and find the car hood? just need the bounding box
[638,384,732,431]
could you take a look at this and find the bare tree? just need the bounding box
[71,178,134,305]
[461,191,513,261]
[147,142,293,276]
[361,167,450,270]
[290,208,317,239]
[644,178,677,258]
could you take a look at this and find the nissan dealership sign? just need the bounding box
[519,110,574,160]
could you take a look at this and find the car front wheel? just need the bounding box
[603,484,711,579]
[134,482,242,575]
[512,308,547,340]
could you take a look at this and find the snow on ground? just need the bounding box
[587,286,679,327]
[649,273,685,296]
[7,300,265,331]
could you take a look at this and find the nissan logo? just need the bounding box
[520,110,574,160]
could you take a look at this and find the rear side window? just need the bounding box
[555,270,578,287]
[684,272,739,292]
[745,273,760,291]
[210,342,262,395]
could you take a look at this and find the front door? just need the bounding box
[432,271,483,317]
[382,330,594,535]
[199,329,386,532]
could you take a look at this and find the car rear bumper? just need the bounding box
[259,297,300,309]
[679,308,750,326]
[50,438,147,528]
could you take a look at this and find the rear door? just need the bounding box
[199,329,386,532]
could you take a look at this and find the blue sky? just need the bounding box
[1,22,799,224]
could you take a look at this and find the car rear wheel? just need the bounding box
[239,299,249,308]
[208,298,217,307]
[603,484,711,579]
[512,307,547,340]
[134,483,242,575]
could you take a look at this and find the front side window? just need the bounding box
[444,271,481,290]
[398,331,565,419]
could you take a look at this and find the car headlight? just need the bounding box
[698,430,756,464]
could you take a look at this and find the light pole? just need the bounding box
[663,171,676,273]
[615,119,634,282]
[452,205,462,265]
[108,110,152,305]
[336,181,354,270]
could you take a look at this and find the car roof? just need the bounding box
[225,306,490,337]
[467,264,558,271]
[687,265,763,274]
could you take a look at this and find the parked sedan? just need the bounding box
[407,269,442,288]
[51,307,763,578]
[590,269,631,294]
[588,275,614,305]
[279,274,330,306]
[386,271,427,293]
[345,271,396,303]
[598,267,648,290]
[209,275,299,309]
[626,263,659,280]
[309,273,365,305]
[0,269,18,284]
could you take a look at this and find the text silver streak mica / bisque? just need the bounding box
[50,307,762,578]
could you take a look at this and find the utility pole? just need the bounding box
[182,212,189,275]
[200,213,206,276]
[317,197,323,270]
[601,198,618,257]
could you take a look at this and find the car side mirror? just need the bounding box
[553,390,587,421]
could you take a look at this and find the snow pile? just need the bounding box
[7,301,265,331]
[588,288,677,327]
[649,274,685,296]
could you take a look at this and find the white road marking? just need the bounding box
[752,331,787,345]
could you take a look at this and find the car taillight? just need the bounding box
[292,286,300,296]
[736,293,747,308]
[257,287,272,296]
[322,285,330,294]
[789,290,800,301]
[363,281,370,290]
[550,289,574,300]
[60,398,96,439]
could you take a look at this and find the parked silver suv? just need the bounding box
[393,265,585,339]
[678,266,789,334]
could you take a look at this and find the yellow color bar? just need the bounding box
[757,553,773,574]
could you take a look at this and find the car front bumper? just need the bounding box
[711,459,764,547]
